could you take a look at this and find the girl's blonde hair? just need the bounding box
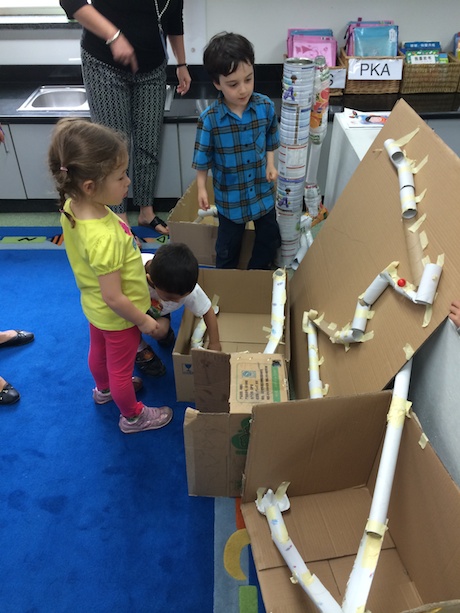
[48,118,129,225]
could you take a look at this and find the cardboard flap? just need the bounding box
[290,98,460,399]
[388,414,460,603]
[242,391,392,501]
[192,349,231,413]
[183,407,250,497]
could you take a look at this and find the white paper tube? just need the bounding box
[306,230,314,247]
[342,359,413,613]
[400,185,417,219]
[414,262,443,305]
[333,328,356,345]
[351,301,371,341]
[299,214,313,231]
[361,274,390,306]
[193,206,218,223]
[291,233,309,271]
[304,182,321,217]
[264,268,287,354]
[191,318,207,348]
[260,493,341,613]
[380,270,417,302]
[384,139,417,219]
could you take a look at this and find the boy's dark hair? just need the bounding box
[203,32,255,84]
[149,243,199,296]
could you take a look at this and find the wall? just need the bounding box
[0,0,458,65]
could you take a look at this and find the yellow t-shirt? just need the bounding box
[61,199,150,331]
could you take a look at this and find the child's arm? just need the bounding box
[266,150,278,183]
[449,300,460,328]
[202,306,221,351]
[196,169,210,210]
[98,271,159,336]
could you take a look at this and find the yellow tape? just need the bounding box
[355,307,369,319]
[314,312,325,325]
[275,481,290,500]
[300,570,314,586]
[318,356,324,366]
[419,230,428,250]
[322,383,329,396]
[272,314,285,324]
[423,304,432,328]
[409,212,427,233]
[310,386,322,396]
[412,153,428,174]
[361,331,374,342]
[401,191,416,205]
[362,532,383,569]
[327,321,337,332]
[387,396,409,426]
[266,506,289,544]
[394,127,419,148]
[437,253,445,267]
[415,187,427,202]
[422,255,430,266]
[404,343,414,359]
[366,519,388,537]
[419,433,429,449]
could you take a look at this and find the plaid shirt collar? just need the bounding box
[216,91,256,119]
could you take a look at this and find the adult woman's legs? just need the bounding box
[132,62,169,234]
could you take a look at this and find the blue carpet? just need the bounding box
[0,250,215,613]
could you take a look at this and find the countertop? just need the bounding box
[1,64,460,123]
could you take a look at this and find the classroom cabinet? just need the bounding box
[8,122,183,202]
[0,124,27,199]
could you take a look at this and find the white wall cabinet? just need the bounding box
[0,124,27,199]
[178,123,197,193]
[9,122,183,202]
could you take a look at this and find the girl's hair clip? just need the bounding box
[60,166,68,172]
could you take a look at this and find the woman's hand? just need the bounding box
[110,34,139,73]
[176,65,191,95]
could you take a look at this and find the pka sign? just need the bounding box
[348,58,403,80]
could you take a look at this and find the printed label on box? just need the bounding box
[234,361,283,404]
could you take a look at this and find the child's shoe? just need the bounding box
[119,405,173,433]
[93,376,143,405]
[135,345,166,377]
[157,326,176,348]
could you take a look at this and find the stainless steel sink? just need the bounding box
[17,84,175,112]
[17,86,89,111]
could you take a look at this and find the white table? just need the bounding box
[323,112,380,211]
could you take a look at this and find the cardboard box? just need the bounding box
[167,176,255,267]
[184,353,289,497]
[173,267,290,403]
[290,98,460,399]
[240,393,460,612]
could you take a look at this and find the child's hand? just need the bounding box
[266,165,278,183]
[138,315,160,337]
[449,300,460,328]
[207,340,222,351]
[198,189,210,211]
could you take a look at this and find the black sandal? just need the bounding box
[0,382,20,405]
[140,216,169,235]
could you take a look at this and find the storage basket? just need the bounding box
[399,52,460,94]
[340,47,401,94]
[329,53,346,96]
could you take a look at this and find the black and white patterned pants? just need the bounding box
[81,48,167,214]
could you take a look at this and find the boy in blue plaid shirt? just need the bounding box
[192,32,281,269]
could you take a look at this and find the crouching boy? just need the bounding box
[136,242,221,375]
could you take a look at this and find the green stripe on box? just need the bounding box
[271,363,281,402]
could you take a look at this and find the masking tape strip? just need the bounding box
[437,253,445,266]
[419,433,429,449]
[322,383,329,396]
[400,191,416,205]
[365,519,387,537]
[409,212,427,233]
[362,532,383,569]
[318,356,324,366]
[275,481,290,501]
[271,314,285,324]
[412,154,428,173]
[393,127,419,148]
[300,570,314,586]
[267,506,289,543]
[415,187,427,202]
[361,331,374,342]
[419,231,428,250]
[423,304,433,328]
[388,395,411,425]
[404,343,415,359]
[310,386,323,396]
[422,255,431,266]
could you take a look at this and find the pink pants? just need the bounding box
[88,323,144,419]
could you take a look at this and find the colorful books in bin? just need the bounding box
[286,28,337,66]
[345,19,396,56]
[400,42,447,64]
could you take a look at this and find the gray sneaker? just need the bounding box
[93,376,143,405]
[119,405,173,434]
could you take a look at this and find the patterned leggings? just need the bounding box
[81,49,167,214]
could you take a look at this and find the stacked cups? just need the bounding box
[276,58,315,268]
